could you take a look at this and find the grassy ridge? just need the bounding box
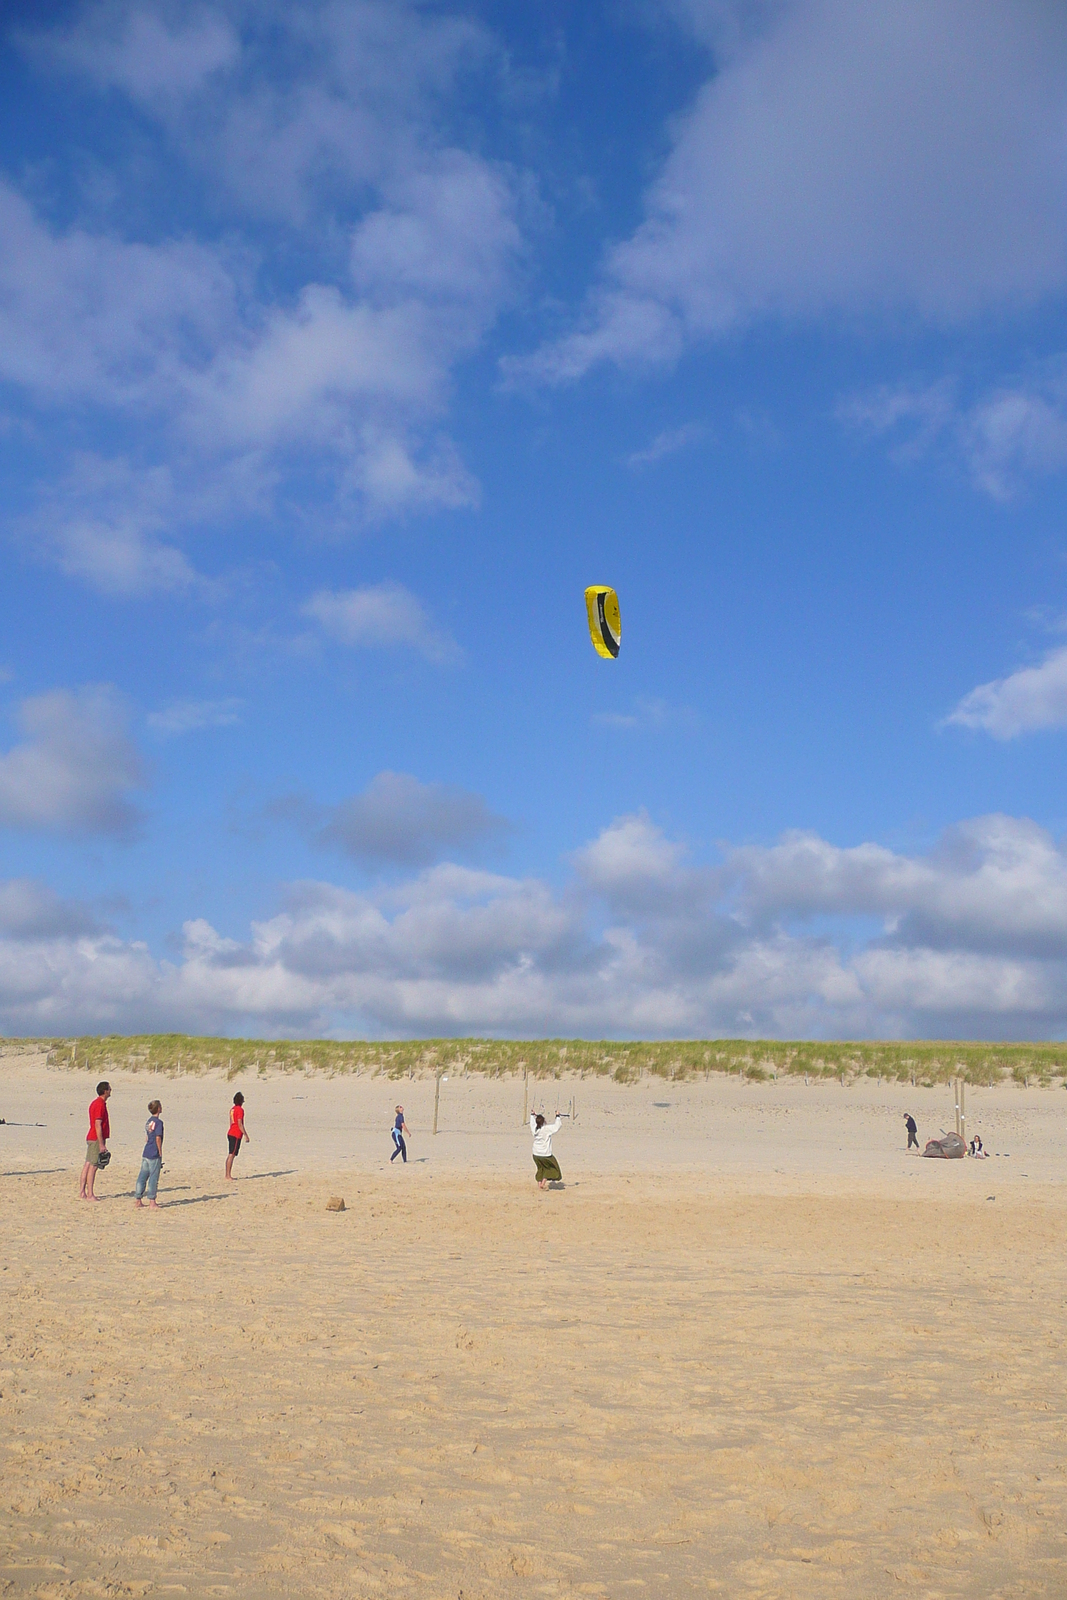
[3,1035,1067,1087]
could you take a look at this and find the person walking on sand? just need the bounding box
[134,1100,164,1209]
[390,1105,410,1164]
[904,1113,919,1151]
[225,1092,250,1179]
[80,1081,111,1201]
[530,1111,563,1189]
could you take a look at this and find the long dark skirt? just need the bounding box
[534,1155,562,1183]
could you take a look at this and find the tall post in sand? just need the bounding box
[953,1077,961,1139]
[433,1069,441,1135]
[522,1064,528,1127]
[959,1079,966,1145]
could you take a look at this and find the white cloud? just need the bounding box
[573,810,717,924]
[0,879,97,939]
[961,385,1067,500]
[946,645,1067,739]
[301,583,459,662]
[837,379,956,460]
[0,180,234,408]
[185,152,516,513]
[626,423,708,468]
[311,771,509,866]
[0,686,145,838]
[842,367,1067,499]
[26,6,239,101]
[4,2,521,567]
[193,5,493,225]
[521,0,1067,380]
[24,455,206,597]
[593,696,694,731]
[146,698,242,735]
[7,810,1067,1034]
[728,814,1067,956]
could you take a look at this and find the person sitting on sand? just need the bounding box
[969,1134,986,1157]
[904,1113,918,1151]
[225,1092,250,1179]
[134,1100,164,1209]
[530,1112,563,1189]
[80,1081,111,1201]
[390,1105,410,1164]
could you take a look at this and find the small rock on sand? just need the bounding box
[326,1196,346,1212]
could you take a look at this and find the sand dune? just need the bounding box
[2,1055,1065,1597]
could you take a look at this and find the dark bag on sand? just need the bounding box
[922,1132,966,1159]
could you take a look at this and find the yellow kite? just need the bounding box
[585,586,621,659]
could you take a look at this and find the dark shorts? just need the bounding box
[228,1134,242,1155]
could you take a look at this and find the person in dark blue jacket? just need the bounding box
[391,1105,410,1164]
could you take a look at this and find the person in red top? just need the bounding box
[80,1081,111,1201]
[225,1091,250,1180]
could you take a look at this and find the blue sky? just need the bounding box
[3,0,1067,1040]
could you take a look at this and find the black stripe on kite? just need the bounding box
[597,590,620,657]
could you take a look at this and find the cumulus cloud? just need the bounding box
[593,696,694,731]
[842,366,1067,499]
[626,423,708,468]
[945,645,1067,739]
[520,0,1067,380]
[961,384,1067,499]
[0,181,234,409]
[0,879,98,940]
[0,686,145,838]
[146,697,242,735]
[8,810,1067,1035]
[301,583,459,661]
[279,771,509,866]
[24,455,207,597]
[194,4,493,225]
[25,6,239,102]
[5,0,521,573]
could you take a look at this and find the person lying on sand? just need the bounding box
[530,1112,563,1189]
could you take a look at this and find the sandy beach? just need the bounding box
[2,1054,1065,1598]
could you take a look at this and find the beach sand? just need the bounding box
[1,1054,1065,1598]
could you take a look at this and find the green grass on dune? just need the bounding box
[3,1035,1067,1087]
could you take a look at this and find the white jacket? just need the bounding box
[530,1115,561,1156]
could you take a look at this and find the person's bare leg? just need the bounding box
[79,1161,91,1198]
[225,1153,235,1179]
[85,1165,99,1201]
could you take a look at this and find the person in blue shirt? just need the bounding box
[134,1100,164,1208]
[390,1105,410,1164]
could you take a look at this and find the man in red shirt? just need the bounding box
[80,1081,111,1201]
